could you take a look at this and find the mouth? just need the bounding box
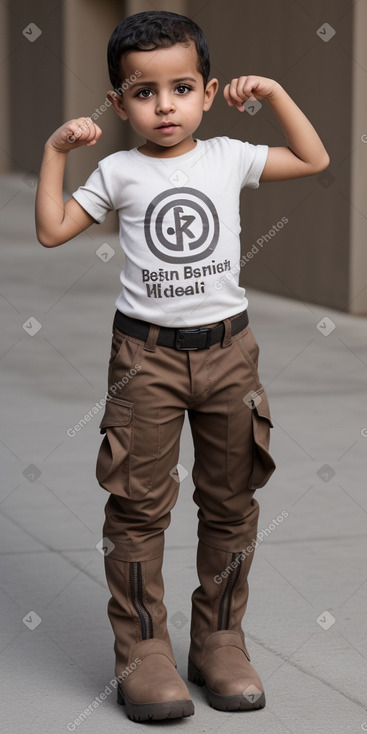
[156,122,179,132]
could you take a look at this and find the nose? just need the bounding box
[156,91,175,114]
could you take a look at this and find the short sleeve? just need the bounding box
[72,162,114,223]
[227,139,269,189]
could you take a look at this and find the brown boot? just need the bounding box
[104,539,194,721]
[188,540,265,711]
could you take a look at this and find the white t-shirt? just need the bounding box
[72,136,268,327]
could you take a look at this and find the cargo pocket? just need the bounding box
[248,387,276,490]
[96,396,134,497]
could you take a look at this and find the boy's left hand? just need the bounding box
[223,75,330,181]
[224,75,278,111]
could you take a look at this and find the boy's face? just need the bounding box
[109,41,218,157]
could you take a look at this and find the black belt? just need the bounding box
[113,309,249,351]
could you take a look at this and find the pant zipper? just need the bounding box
[217,552,242,630]
[130,561,153,639]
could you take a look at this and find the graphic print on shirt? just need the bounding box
[142,186,232,301]
[144,187,220,264]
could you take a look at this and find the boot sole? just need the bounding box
[117,685,195,721]
[188,658,266,712]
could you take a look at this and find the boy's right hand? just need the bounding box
[46,117,102,153]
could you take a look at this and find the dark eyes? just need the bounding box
[136,89,152,99]
[135,84,191,99]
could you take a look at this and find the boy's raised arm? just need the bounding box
[224,76,330,181]
[35,117,102,247]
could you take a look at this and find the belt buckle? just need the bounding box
[175,327,211,350]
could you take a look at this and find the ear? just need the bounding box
[107,90,129,121]
[203,77,219,111]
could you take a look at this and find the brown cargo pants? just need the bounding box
[97,311,276,560]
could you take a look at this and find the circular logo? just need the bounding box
[144,188,220,264]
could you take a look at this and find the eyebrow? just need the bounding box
[129,76,198,90]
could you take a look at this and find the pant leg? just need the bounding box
[187,323,276,551]
[97,325,191,685]
[187,322,276,700]
[96,325,193,559]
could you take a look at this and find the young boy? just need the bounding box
[35,9,329,723]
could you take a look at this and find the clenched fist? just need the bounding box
[224,75,279,111]
[47,117,102,152]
